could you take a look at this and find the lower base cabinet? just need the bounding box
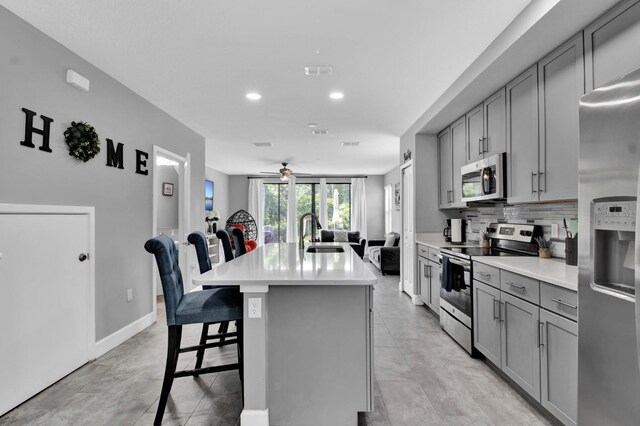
[473,273,577,426]
[418,250,439,313]
[540,309,577,426]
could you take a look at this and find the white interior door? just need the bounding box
[0,209,92,415]
[402,164,414,297]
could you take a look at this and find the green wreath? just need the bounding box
[64,121,101,163]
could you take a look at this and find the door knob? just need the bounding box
[78,253,89,262]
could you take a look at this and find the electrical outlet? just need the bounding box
[127,288,133,302]
[551,224,559,239]
[248,297,262,319]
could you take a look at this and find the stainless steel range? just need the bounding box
[439,223,542,355]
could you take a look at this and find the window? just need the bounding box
[263,182,351,244]
[384,184,393,234]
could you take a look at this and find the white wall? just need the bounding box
[384,166,401,233]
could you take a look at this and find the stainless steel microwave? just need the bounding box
[460,153,506,202]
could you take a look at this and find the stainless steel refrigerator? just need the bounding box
[579,67,640,425]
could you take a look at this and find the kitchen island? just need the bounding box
[193,242,377,426]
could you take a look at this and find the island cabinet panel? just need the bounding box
[466,104,484,163]
[506,65,539,204]
[450,117,467,207]
[438,127,453,209]
[500,292,541,402]
[585,0,640,92]
[538,34,584,202]
[540,309,578,426]
[267,285,373,425]
[473,281,502,366]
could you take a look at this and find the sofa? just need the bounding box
[368,233,400,275]
[320,230,366,258]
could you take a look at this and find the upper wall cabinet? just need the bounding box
[585,0,640,92]
[467,89,506,163]
[538,34,584,202]
[506,65,539,204]
[439,118,467,209]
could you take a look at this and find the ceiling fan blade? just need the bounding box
[259,172,280,175]
[293,172,312,176]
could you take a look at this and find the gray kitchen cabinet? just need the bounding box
[466,89,506,163]
[466,104,484,163]
[438,127,453,208]
[538,34,584,202]
[540,309,577,426]
[506,65,539,203]
[450,117,466,207]
[417,246,439,313]
[585,0,640,92]
[500,291,541,402]
[473,280,501,366]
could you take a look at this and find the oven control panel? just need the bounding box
[594,200,637,231]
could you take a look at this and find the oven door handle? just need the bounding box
[447,258,470,268]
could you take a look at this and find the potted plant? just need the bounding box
[205,211,219,234]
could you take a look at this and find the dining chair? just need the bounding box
[187,231,237,371]
[145,235,243,425]
[228,226,248,257]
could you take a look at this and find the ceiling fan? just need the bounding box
[260,162,311,181]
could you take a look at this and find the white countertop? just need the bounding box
[415,232,480,249]
[193,242,377,288]
[473,256,578,291]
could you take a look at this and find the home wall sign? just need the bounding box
[19,107,149,176]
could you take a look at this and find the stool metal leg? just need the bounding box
[154,325,182,425]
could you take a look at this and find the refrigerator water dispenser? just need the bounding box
[592,198,637,298]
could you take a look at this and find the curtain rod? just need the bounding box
[247,175,368,179]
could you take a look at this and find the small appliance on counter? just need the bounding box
[443,219,451,242]
[451,218,465,244]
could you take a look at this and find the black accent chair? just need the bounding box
[368,233,401,275]
[320,230,367,258]
[145,235,243,425]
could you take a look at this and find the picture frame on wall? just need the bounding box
[205,179,214,211]
[162,182,174,196]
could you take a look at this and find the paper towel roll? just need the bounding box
[451,218,463,243]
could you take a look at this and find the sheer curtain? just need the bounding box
[319,178,328,232]
[248,178,264,246]
[286,175,297,243]
[351,178,367,240]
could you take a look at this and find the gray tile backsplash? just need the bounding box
[448,201,578,258]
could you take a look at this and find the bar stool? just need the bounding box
[144,235,243,425]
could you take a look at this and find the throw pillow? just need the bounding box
[334,230,349,242]
[384,233,396,247]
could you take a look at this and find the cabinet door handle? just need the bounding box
[447,190,453,203]
[493,299,500,320]
[538,171,545,193]
[428,265,432,279]
[500,301,505,322]
[483,137,488,153]
[531,172,538,193]
[551,298,577,310]
[507,282,526,292]
[477,271,491,278]
[424,264,428,278]
[539,321,545,347]
[478,138,483,155]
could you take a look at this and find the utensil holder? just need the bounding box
[565,237,577,266]
[539,247,551,259]
[481,239,490,248]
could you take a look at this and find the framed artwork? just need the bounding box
[162,182,174,196]
[394,182,400,211]
[205,179,214,211]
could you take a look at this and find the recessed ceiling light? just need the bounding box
[311,129,329,135]
[341,142,361,147]
[307,123,318,128]
[329,92,344,100]
[246,92,262,101]
[253,142,272,147]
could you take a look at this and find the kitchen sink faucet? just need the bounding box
[299,212,322,251]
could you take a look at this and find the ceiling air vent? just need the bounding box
[311,129,329,135]
[253,142,272,147]
[304,66,333,76]
[341,142,361,147]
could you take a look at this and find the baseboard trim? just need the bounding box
[411,294,424,305]
[240,408,269,426]
[93,311,155,359]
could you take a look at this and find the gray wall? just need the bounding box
[415,134,445,232]
[384,166,402,233]
[205,167,230,228]
[229,175,250,216]
[0,7,205,340]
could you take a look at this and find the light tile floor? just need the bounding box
[0,263,551,426]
